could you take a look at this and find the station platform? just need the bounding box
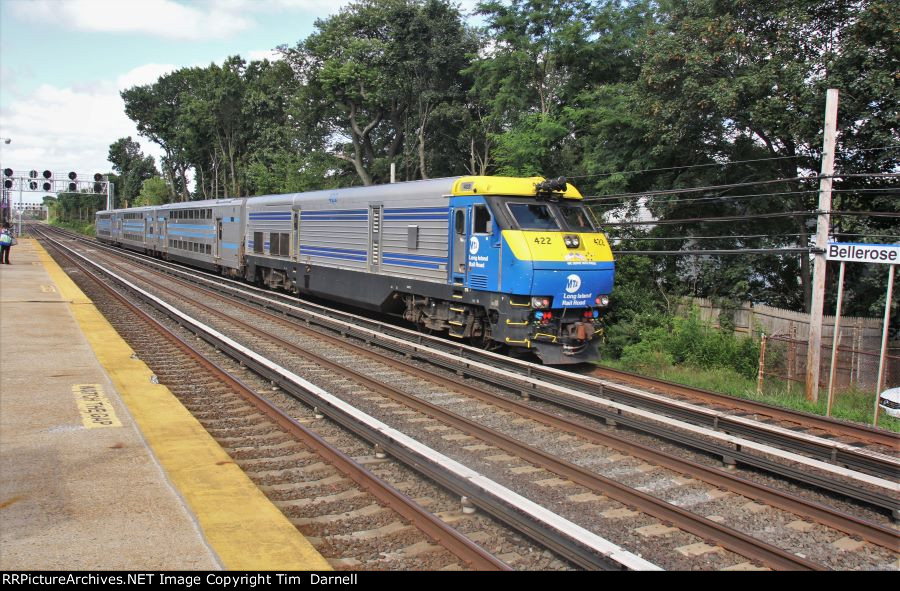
[0,238,331,571]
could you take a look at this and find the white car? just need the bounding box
[878,387,900,418]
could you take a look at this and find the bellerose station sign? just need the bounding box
[826,242,900,264]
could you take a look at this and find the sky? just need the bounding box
[0,0,477,205]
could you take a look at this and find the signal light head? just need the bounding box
[42,182,51,191]
[68,172,77,180]
[3,168,12,177]
[42,170,52,179]
[94,173,103,182]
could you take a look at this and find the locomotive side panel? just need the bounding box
[379,204,449,283]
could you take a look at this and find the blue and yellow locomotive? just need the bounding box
[97,175,615,364]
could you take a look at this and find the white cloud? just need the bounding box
[116,63,179,91]
[0,64,172,204]
[11,0,254,41]
[243,49,283,63]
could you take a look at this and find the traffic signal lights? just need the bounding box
[68,172,77,180]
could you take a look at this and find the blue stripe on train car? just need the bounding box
[169,223,214,230]
[300,216,368,222]
[301,209,367,216]
[382,258,443,270]
[383,207,448,214]
[169,229,216,238]
[300,245,367,262]
[249,212,291,220]
[384,215,446,221]
[382,252,447,264]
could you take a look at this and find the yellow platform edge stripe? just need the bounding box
[33,239,331,571]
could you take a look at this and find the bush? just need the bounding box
[613,308,760,379]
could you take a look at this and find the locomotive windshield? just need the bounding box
[558,204,596,232]
[507,203,560,230]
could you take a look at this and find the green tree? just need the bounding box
[633,0,899,312]
[122,71,193,201]
[135,176,172,206]
[281,0,477,185]
[108,137,158,205]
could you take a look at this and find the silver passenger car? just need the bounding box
[160,198,246,274]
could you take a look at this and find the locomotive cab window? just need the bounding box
[454,210,465,235]
[558,204,596,232]
[506,203,560,230]
[473,204,492,235]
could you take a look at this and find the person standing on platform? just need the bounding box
[0,225,14,264]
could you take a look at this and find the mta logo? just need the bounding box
[565,274,581,293]
[469,236,479,255]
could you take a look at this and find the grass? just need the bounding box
[599,358,900,433]
[50,219,95,236]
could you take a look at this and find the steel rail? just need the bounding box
[244,310,900,551]
[36,229,511,571]
[55,225,897,448]
[38,227,900,495]
[39,229,656,571]
[131,270,821,571]
[582,366,899,449]
[126,260,897,551]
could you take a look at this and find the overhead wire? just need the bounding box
[612,248,816,256]
[610,233,900,241]
[566,144,898,183]
[601,210,815,226]
[583,173,898,203]
[567,153,808,180]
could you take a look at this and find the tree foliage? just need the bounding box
[108,136,158,206]
[280,0,478,185]
[115,0,897,321]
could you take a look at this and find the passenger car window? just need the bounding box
[507,203,560,230]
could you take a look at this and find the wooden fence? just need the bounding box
[678,297,899,392]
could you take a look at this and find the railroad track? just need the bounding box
[35,226,900,570]
[36,228,516,571]
[42,226,899,512]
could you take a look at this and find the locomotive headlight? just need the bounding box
[563,235,580,248]
[595,295,610,307]
[531,296,551,309]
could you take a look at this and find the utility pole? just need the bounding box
[806,88,839,403]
